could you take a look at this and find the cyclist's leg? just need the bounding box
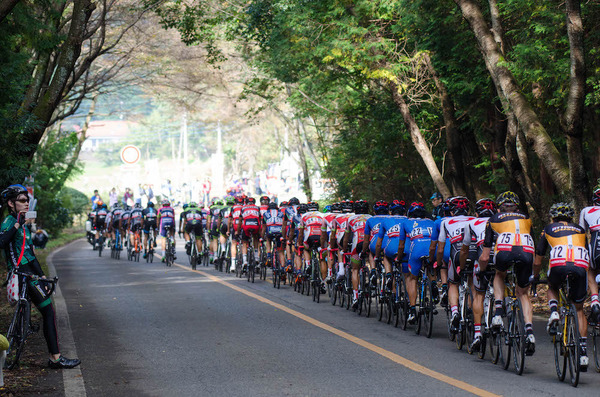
[241,226,250,266]
[569,266,589,353]
[492,251,510,323]
[195,224,203,252]
[514,252,534,336]
[447,253,461,322]
[27,271,59,357]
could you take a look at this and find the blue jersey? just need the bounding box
[401,217,438,276]
[377,216,406,259]
[263,209,284,235]
[364,215,387,254]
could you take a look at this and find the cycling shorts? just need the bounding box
[589,232,600,270]
[210,224,220,238]
[220,223,229,237]
[143,219,157,234]
[130,221,142,232]
[383,237,399,259]
[93,220,105,230]
[241,224,260,241]
[407,240,430,277]
[494,247,533,288]
[160,223,175,237]
[267,233,283,250]
[305,235,320,250]
[185,223,203,237]
[548,264,587,303]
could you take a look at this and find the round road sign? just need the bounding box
[120,145,141,165]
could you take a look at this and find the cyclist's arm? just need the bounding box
[397,239,405,262]
[0,219,19,248]
[428,240,437,264]
[436,241,445,266]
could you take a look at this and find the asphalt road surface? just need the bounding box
[50,238,600,396]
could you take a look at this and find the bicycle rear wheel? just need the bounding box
[554,322,568,381]
[501,314,512,370]
[423,280,435,338]
[511,300,526,375]
[398,277,408,329]
[5,302,27,369]
[566,304,581,387]
[593,327,600,372]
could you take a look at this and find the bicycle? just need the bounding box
[4,272,58,369]
[131,228,142,262]
[356,256,372,316]
[145,228,155,263]
[456,267,474,351]
[492,269,527,375]
[97,229,105,257]
[188,229,199,270]
[270,238,283,289]
[165,227,175,267]
[476,269,497,361]
[309,244,324,303]
[201,234,209,267]
[394,261,409,329]
[415,256,436,338]
[535,276,583,387]
[259,240,268,281]
[246,235,258,283]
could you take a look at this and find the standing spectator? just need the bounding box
[138,184,147,207]
[430,192,444,219]
[123,187,133,207]
[147,184,154,203]
[109,187,118,208]
[202,178,211,207]
[91,189,101,210]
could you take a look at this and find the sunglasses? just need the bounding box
[15,198,29,203]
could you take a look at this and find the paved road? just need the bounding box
[52,239,600,396]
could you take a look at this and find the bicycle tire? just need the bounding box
[567,304,580,387]
[501,314,511,370]
[332,281,338,306]
[365,281,372,318]
[5,302,27,369]
[511,300,526,375]
[593,327,600,372]
[398,277,408,329]
[415,279,422,335]
[465,290,474,354]
[98,236,103,257]
[445,306,455,342]
[424,280,435,338]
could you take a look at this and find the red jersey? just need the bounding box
[241,204,260,227]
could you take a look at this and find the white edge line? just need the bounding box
[46,239,86,397]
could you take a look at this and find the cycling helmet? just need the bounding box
[183,203,189,210]
[341,200,354,213]
[307,201,319,212]
[441,200,453,217]
[161,199,170,206]
[113,202,120,209]
[235,196,244,204]
[323,205,332,213]
[448,196,470,215]
[353,200,369,214]
[280,201,288,208]
[240,194,248,204]
[330,202,342,213]
[389,199,406,215]
[247,197,256,205]
[102,203,108,209]
[1,184,28,204]
[260,196,270,204]
[216,200,224,206]
[549,202,575,221]
[134,202,141,208]
[97,200,104,207]
[407,202,427,218]
[475,198,496,217]
[188,202,197,208]
[592,188,600,206]
[373,200,389,215]
[148,202,154,208]
[297,203,308,214]
[268,202,278,210]
[226,197,235,206]
[496,191,520,208]
[288,197,300,206]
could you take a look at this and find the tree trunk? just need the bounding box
[454,0,570,195]
[25,0,95,161]
[423,53,468,197]
[0,0,19,23]
[389,81,452,198]
[564,0,588,210]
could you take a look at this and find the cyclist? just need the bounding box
[364,201,389,286]
[0,184,80,369]
[228,196,245,272]
[129,200,144,250]
[108,203,124,250]
[298,202,326,293]
[459,198,497,351]
[342,200,371,308]
[218,198,235,262]
[240,197,261,270]
[479,191,536,355]
[534,202,589,370]
[142,201,158,259]
[436,196,475,333]
[320,202,342,282]
[282,197,300,272]
[397,202,437,323]
[330,200,354,280]
[158,198,176,262]
[120,204,131,248]
[374,200,407,290]
[261,201,285,270]
[578,187,600,324]
[183,202,204,257]
[178,203,189,239]
[431,199,453,306]
[259,196,270,218]
[207,200,223,263]
[92,200,108,250]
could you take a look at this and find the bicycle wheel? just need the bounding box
[332,280,338,306]
[415,280,422,335]
[566,304,581,387]
[5,302,27,369]
[365,281,372,318]
[593,327,600,372]
[423,280,435,338]
[501,314,512,370]
[511,300,526,375]
[191,252,197,270]
[98,236,103,257]
[398,277,408,329]
[465,291,475,354]
[445,306,455,342]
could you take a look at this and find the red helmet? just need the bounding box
[247,197,256,204]
[475,198,496,217]
[260,196,270,204]
[235,196,244,204]
[448,196,470,215]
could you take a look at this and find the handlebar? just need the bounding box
[14,271,59,295]
[530,277,548,297]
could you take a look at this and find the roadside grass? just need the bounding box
[0,227,84,396]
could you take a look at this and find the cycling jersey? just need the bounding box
[259,204,269,218]
[579,205,600,269]
[537,222,589,303]
[346,214,371,260]
[300,211,324,247]
[483,211,534,288]
[201,208,209,228]
[220,206,233,235]
[111,208,124,228]
[158,206,175,237]
[438,215,475,283]
[142,207,158,234]
[230,204,243,233]
[93,208,108,229]
[184,208,204,235]
[129,207,143,226]
[241,204,261,240]
[121,210,131,229]
[434,216,451,264]
[400,217,438,276]
[462,217,491,291]
[377,216,407,268]
[333,213,352,246]
[0,215,37,271]
[321,213,338,236]
[364,215,387,254]
[263,208,284,236]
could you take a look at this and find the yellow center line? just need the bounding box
[170,261,500,397]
